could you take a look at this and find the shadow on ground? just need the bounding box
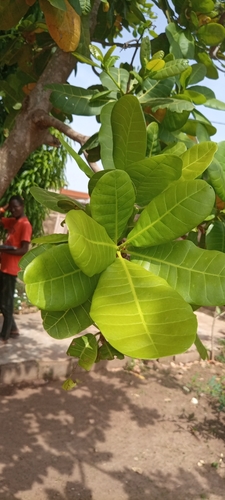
[0,365,225,500]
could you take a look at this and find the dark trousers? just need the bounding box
[0,271,18,340]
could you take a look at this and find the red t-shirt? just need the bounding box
[1,216,32,276]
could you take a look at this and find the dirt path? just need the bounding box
[0,361,225,500]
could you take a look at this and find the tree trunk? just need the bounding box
[0,49,75,197]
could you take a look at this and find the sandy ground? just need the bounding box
[0,360,225,500]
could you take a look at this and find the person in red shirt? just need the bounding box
[0,196,32,343]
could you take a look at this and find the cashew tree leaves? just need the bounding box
[2,1,225,376]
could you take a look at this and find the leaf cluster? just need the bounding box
[19,94,225,372]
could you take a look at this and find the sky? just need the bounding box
[64,14,225,194]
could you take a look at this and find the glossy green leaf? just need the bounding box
[181,90,206,105]
[191,0,215,13]
[96,342,124,362]
[166,23,194,59]
[66,210,117,276]
[59,136,93,178]
[130,240,225,306]
[206,221,225,252]
[126,180,215,247]
[180,142,217,180]
[30,186,82,213]
[214,141,225,170]
[32,234,68,245]
[100,68,130,94]
[187,64,207,85]
[197,24,225,46]
[195,335,208,360]
[111,95,147,170]
[162,142,187,156]
[196,52,218,79]
[162,109,190,131]
[67,333,98,370]
[140,36,151,68]
[140,77,174,102]
[125,155,182,207]
[207,158,225,201]
[181,119,217,137]
[146,122,161,157]
[24,244,98,311]
[88,171,110,195]
[46,84,109,116]
[20,244,52,271]
[140,96,194,113]
[41,300,92,339]
[90,258,197,359]
[151,59,189,80]
[73,52,100,68]
[78,133,99,153]
[90,170,135,242]
[204,98,225,111]
[189,85,215,100]
[99,102,115,170]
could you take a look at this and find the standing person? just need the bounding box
[0,196,32,343]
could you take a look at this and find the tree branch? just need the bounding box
[33,111,101,173]
[33,111,90,146]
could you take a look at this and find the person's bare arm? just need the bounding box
[2,241,30,256]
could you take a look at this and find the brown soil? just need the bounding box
[0,361,225,500]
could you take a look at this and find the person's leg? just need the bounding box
[0,272,17,340]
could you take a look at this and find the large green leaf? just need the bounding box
[207,158,225,201]
[187,63,207,85]
[67,333,98,370]
[59,136,93,179]
[197,24,225,46]
[30,186,84,213]
[32,234,68,245]
[126,179,215,247]
[140,77,174,101]
[166,23,195,59]
[189,85,215,100]
[206,221,225,252]
[130,240,225,306]
[90,170,135,242]
[191,0,215,14]
[18,243,53,280]
[214,141,225,171]
[181,119,217,138]
[162,109,190,131]
[139,96,194,113]
[99,68,130,94]
[204,98,225,111]
[146,122,161,157]
[125,155,182,207]
[180,142,217,180]
[46,84,110,116]
[151,59,189,80]
[24,244,98,311]
[41,300,92,339]
[99,102,115,170]
[90,258,197,359]
[66,210,117,276]
[162,142,187,156]
[111,95,147,170]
